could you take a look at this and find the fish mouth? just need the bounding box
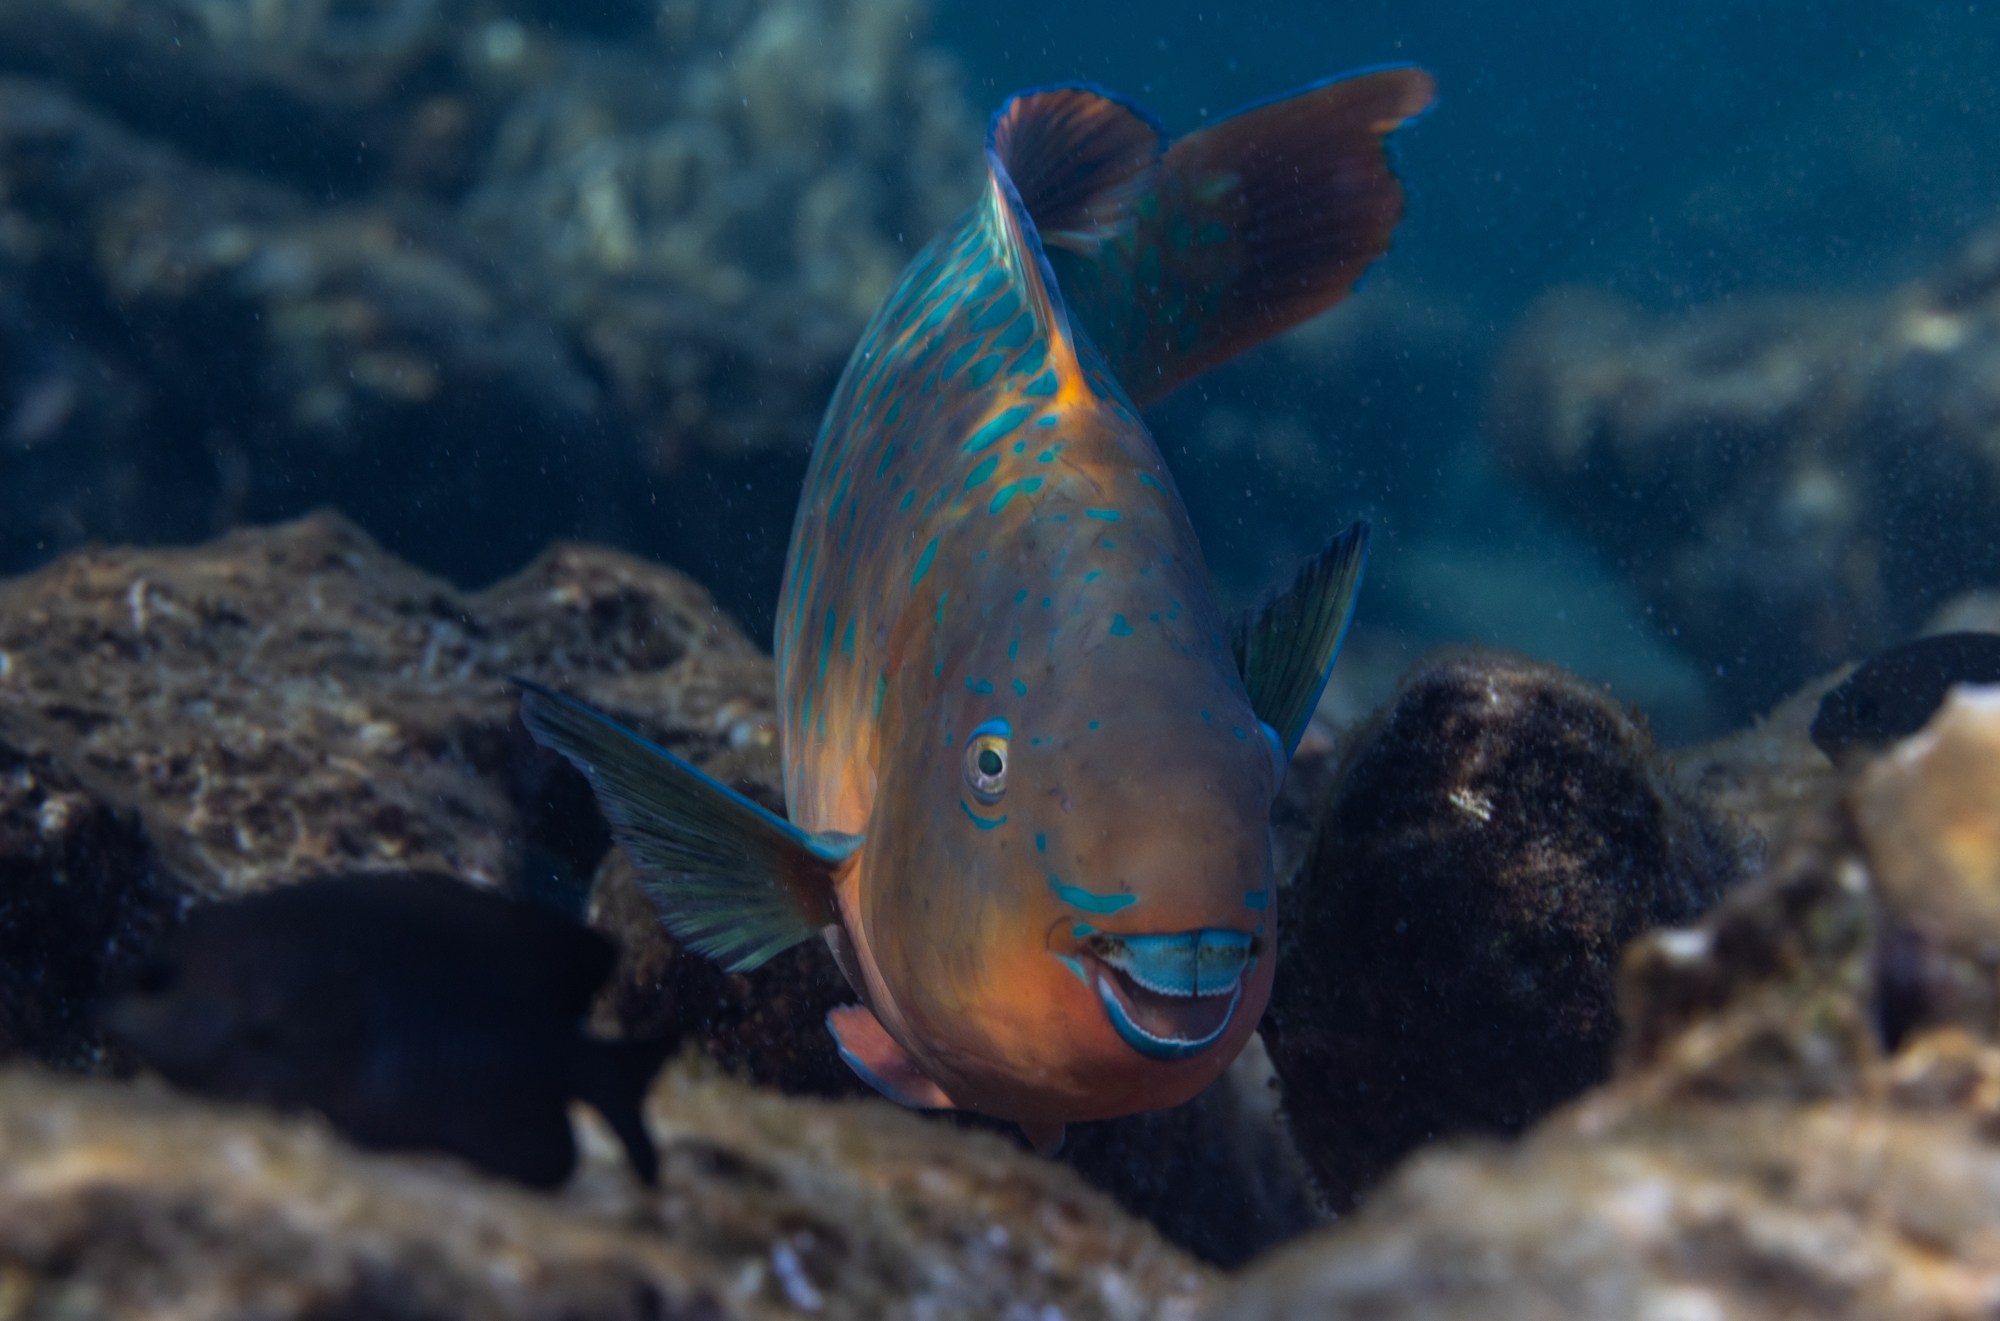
[1065,930,1255,1062]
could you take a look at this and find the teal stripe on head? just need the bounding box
[911,536,939,587]
[963,405,1035,454]
[963,456,999,491]
[960,801,1008,830]
[1085,509,1121,522]
[1049,877,1137,915]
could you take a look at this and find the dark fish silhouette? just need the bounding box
[104,871,668,1189]
[1812,631,2000,765]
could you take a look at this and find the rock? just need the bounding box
[0,512,780,1066]
[0,0,978,629]
[1062,1035,1318,1271]
[1212,677,2000,1320]
[1489,223,2000,717]
[1262,650,1742,1208]
[1673,671,1843,851]
[0,1061,1215,1320]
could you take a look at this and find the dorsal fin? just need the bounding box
[988,84,1165,255]
[1042,66,1434,407]
[1231,522,1371,759]
[981,85,1166,400]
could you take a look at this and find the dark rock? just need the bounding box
[1262,649,1742,1208]
[0,744,169,1070]
[1213,666,2000,1321]
[1489,223,2000,718]
[0,1062,1216,1320]
[1062,1037,1318,1271]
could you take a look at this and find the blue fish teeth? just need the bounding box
[1093,929,1253,998]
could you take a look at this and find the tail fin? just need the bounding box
[992,67,1434,407]
[515,680,860,972]
[575,1033,673,1186]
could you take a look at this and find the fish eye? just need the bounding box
[964,719,1010,802]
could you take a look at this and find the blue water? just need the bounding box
[937,0,2000,737]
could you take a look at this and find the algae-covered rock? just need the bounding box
[0,512,781,1067]
[1214,680,2000,1320]
[0,1062,1214,1321]
[1263,650,1742,1207]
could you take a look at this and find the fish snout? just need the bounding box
[1067,929,1257,1061]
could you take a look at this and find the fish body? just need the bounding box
[1812,631,2000,765]
[523,68,1432,1145]
[105,872,667,1188]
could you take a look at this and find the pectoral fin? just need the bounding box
[516,680,859,972]
[827,1005,956,1111]
[1230,521,1371,761]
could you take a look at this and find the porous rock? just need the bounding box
[1489,222,2000,717]
[1262,649,1742,1208]
[0,1061,1214,1321]
[1213,679,2000,1319]
[0,511,782,1067]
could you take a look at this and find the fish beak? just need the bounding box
[1063,930,1255,1061]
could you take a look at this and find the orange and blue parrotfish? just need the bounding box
[521,65,1434,1151]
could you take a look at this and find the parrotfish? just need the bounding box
[521,66,1434,1151]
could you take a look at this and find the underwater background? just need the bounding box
[7,1,2000,1315]
[3,0,1995,743]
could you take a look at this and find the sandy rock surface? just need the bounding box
[0,1062,1214,1321]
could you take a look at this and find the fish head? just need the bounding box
[866,639,1283,1120]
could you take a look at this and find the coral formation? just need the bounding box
[1262,649,1742,1207]
[1489,223,2000,716]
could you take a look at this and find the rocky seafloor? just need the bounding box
[4,511,2000,1317]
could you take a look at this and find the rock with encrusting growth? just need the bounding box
[1262,650,1742,1208]
[0,1062,1215,1321]
[1488,223,2000,718]
[0,512,781,1068]
[1212,673,2000,1321]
